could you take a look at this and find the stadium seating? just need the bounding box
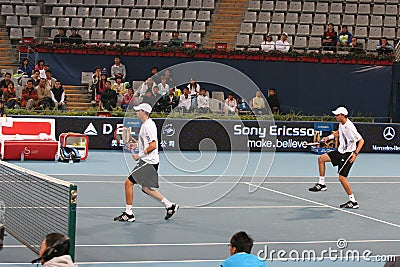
[1,0,398,53]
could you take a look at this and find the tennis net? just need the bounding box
[0,161,77,259]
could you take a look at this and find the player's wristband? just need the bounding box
[328,134,334,140]
[354,152,358,155]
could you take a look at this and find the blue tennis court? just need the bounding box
[1,151,399,267]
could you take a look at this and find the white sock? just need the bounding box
[125,205,133,215]
[161,197,172,208]
[349,194,356,202]
[318,176,325,185]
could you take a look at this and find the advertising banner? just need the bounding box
[49,116,400,153]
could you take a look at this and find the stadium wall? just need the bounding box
[39,53,393,118]
[16,116,400,153]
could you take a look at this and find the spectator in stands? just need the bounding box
[251,90,266,115]
[89,66,101,100]
[275,32,291,53]
[260,34,275,52]
[158,76,169,95]
[37,78,52,109]
[220,231,265,267]
[197,88,209,113]
[139,31,154,48]
[112,75,127,105]
[31,70,41,86]
[36,233,76,267]
[152,85,163,98]
[168,31,183,48]
[50,80,66,111]
[137,78,156,98]
[349,37,364,54]
[53,28,68,44]
[3,81,19,109]
[322,23,337,51]
[94,70,108,103]
[121,86,134,110]
[238,98,251,114]
[376,37,394,55]
[0,72,12,98]
[177,88,192,113]
[267,88,280,114]
[224,93,238,115]
[187,78,200,97]
[100,80,117,111]
[336,25,352,48]
[110,56,126,81]
[162,87,179,112]
[151,86,164,112]
[18,58,33,76]
[164,69,174,86]
[174,86,182,98]
[45,70,57,89]
[150,67,161,84]
[68,27,83,45]
[0,100,6,117]
[34,59,45,72]
[21,80,38,110]
[142,89,156,106]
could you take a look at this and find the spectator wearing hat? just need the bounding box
[139,31,154,48]
[68,28,83,45]
[53,28,68,44]
[110,56,126,81]
[168,31,183,48]
[322,23,337,51]
[275,32,291,53]
[260,34,275,52]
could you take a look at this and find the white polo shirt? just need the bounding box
[338,119,362,154]
[138,118,159,164]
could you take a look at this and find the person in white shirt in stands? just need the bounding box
[197,88,209,113]
[224,93,238,115]
[177,88,192,113]
[260,34,275,52]
[158,76,169,96]
[275,32,291,53]
[114,103,179,222]
[309,107,364,209]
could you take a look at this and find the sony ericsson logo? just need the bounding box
[383,127,395,141]
[162,124,175,137]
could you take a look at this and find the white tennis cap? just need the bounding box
[332,107,348,116]
[134,103,152,113]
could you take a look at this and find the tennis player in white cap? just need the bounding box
[309,106,364,209]
[114,103,178,222]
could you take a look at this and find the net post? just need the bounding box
[68,184,78,261]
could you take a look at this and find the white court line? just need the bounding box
[71,180,400,184]
[244,182,400,229]
[4,239,400,249]
[50,174,400,178]
[77,205,322,209]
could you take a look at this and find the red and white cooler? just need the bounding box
[59,133,89,160]
[0,118,59,160]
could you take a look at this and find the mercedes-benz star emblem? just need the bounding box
[383,127,395,141]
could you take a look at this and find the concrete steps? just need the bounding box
[203,0,249,49]
[64,85,93,111]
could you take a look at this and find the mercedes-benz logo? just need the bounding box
[383,127,395,141]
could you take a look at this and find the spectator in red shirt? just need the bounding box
[21,80,38,110]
